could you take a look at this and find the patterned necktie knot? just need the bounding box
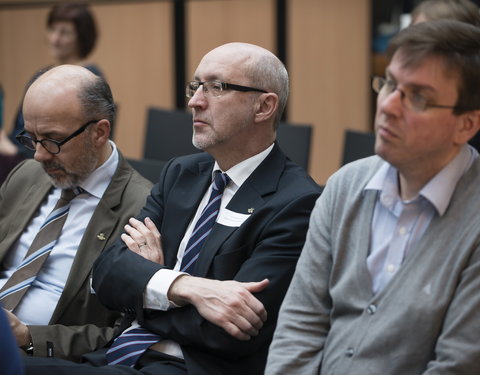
[212,172,230,194]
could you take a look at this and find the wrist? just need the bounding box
[168,274,192,306]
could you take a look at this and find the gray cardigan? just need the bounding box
[266,155,480,375]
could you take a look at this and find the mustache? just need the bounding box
[42,161,66,173]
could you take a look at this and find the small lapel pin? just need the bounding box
[247,208,254,214]
[96,233,106,241]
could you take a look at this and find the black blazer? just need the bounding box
[93,144,321,375]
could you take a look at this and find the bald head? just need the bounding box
[24,65,115,127]
[201,43,289,127]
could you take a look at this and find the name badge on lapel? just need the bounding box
[217,208,251,227]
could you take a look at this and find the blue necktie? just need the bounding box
[106,172,230,367]
[180,172,230,274]
[106,327,161,367]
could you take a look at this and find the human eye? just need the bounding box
[408,90,429,111]
[209,81,224,96]
[384,77,396,92]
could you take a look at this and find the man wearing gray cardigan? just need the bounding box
[266,20,480,375]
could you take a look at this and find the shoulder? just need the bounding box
[2,159,46,186]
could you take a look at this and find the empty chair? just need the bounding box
[127,158,167,183]
[144,107,200,161]
[276,121,312,170]
[342,129,376,165]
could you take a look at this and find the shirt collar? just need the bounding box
[79,140,119,199]
[364,144,478,216]
[212,143,274,189]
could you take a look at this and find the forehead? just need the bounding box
[387,51,460,91]
[194,47,251,81]
[23,86,83,133]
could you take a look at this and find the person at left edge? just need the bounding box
[0,65,152,361]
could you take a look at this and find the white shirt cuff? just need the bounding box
[144,269,187,310]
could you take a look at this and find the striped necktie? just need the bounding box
[106,172,230,367]
[0,188,81,311]
[180,171,230,274]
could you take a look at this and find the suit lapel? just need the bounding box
[163,160,213,268]
[50,155,131,323]
[194,144,286,276]
[0,179,52,259]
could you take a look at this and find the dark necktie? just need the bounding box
[0,188,80,310]
[180,171,230,274]
[106,172,230,367]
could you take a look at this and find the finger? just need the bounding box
[124,224,144,244]
[121,233,141,253]
[144,217,161,238]
[223,322,251,341]
[245,278,270,293]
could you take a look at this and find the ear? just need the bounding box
[254,93,279,124]
[91,119,111,146]
[455,110,480,145]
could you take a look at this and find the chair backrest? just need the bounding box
[276,121,312,170]
[144,107,199,160]
[127,158,167,183]
[342,129,376,165]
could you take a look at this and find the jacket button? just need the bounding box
[367,304,377,315]
[345,348,354,357]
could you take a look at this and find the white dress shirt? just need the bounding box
[0,141,118,324]
[365,144,478,294]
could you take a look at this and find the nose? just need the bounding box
[378,87,403,115]
[187,87,207,110]
[33,143,53,163]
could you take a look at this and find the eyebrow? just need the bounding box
[385,69,437,94]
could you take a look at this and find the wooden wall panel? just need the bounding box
[186,0,275,84]
[90,2,173,158]
[0,7,50,132]
[1,0,371,184]
[289,0,371,184]
[0,2,173,159]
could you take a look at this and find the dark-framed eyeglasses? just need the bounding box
[16,119,99,155]
[186,80,268,98]
[372,76,476,113]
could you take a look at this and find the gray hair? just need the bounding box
[245,53,289,129]
[78,75,116,125]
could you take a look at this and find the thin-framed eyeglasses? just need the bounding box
[16,119,99,155]
[372,75,476,113]
[186,80,267,98]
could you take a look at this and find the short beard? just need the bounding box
[43,137,98,189]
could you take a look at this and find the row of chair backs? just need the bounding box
[341,129,375,166]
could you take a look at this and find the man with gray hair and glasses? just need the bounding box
[266,20,480,374]
[0,65,152,361]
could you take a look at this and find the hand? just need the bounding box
[3,308,31,347]
[121,217,164,264]
[169,276,269,340]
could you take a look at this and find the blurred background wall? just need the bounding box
[0,0,371,185]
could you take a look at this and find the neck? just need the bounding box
[95,142,113,169]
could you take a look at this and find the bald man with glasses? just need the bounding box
[0,65,152,361]
[24,42,321,375]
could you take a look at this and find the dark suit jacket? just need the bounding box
[0,153,152,361]
[93,144,322,375]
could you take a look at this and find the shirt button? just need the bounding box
[367,304,377,315]
[345,348,355,357]
[387,264,395,273]
[399,226,407,235]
